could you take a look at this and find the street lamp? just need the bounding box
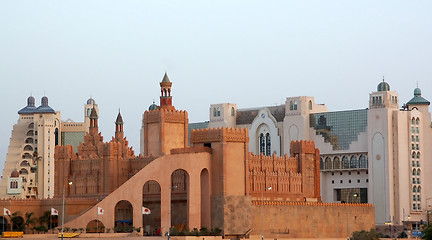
[167,185,177,240]
[61,181,72,240]
[261,186,271,240]
[346,192,358,240]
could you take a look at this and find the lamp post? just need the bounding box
[346,192,358,240]
[167,185,177,240]
[261,186,271,240]
[61,181,72,240]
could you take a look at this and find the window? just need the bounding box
[417,152,420,159]
[309,100,312,110]
[213,108,217,117]
[350,156,358,168]
[416,118,420,125]
[332,180,334,184]
[416,144,419,150]
[265,133,271,156]
[357,179,360,183]
[416,136,419,142]
[417,161,420,167]
[231,107,235,116]
[413,204,417,210]
[412,118,415,124]
[293,101,298,110]
[342,156,350,169]
[412,178,416,184]
[417,178,420,184]
[289,101,293,110]
[413,186,417,193]
[259,134,265,155]
[333,157,341,169]
[412,144,415,150]
[418,204,421,210]
[416,127,419,133]
[340,180,343,183]
[366,179,369,183]
[359,155,367,168]
[217,108,221,117]
[412,135,415,141]
[349,180,351,183]
[325,157,332,170]
[412,161,416,167]
[411,127,415,133]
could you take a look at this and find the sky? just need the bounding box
[1,1,432,176]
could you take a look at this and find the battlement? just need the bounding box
[290,140,317,155]
[191,127,249,144]
[144,108,188,124]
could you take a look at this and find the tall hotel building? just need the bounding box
[0,96,98,199]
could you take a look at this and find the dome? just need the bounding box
[149,102,158,111]
[407,87,430,106]
[87,98,95,105]
[41,96,48,106]
[414,88,421,96]
[10,170,19,178]
[377,81,390,92]
[27,96,35,107]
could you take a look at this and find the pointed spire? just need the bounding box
[162,72,170,83]
[116,109,124,124]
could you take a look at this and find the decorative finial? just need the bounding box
[382,76,385,82]
[118,108,121,113]
[417,81,419,88]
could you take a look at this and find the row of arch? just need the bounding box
[411,117,420,125]
[320,155,368,170]
[83,168,210,235]
[411,151,421,159]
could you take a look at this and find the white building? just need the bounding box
[0,96,97,199]
[204,80,432,228]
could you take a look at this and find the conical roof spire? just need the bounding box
[89,107,98,119]
[116,110,124,124]
[162,72,170,83]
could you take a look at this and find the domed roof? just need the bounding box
[407,87,430,106]
[10,170,19,178]
[87,98,95,105]
[41,96,48,106]
[36,96,56,114]
[149,102,158,111]
[377,80,390,92]
[27,96,35,107]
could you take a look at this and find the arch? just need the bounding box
[19,168,28,175]
[86,220,104,233]
[171,169,189,231]
[22,153,32,159]
[55,128,59,146]
[309,100,312,110]
[413,186,417,193]
[416,117,420,125]
[249,109,281,156]
[200,169,210,229]
[142,180,161,236]
[411,117,415,124]
[359,155,367,168]
[412,169,416,176]
[417,152,420,159]
[114,200,133,232]
[10,181,18,189]
[342,156,350,169]
[293,100,298,110]
[320,158,324,170]
[259,133,265,155]
[231,107,235,116]
[418,186,421,193]
[350,156,358,168]
[23,145,33,152]
[28,123,34,129]
[26,130,34,136]
[417,169,421,176]
[324,157,332,170]
[333,157,340,169]
[412,152,416,158]
[0,216,8,233]
[20,160,30,167]
[25,138,33,144]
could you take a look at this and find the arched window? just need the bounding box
[325,157,332,170]
[413,186,417,193]
[25,138,33,144]
[412,152,416,158]
[411,118,415,124]
[342,156,350,169]
[350,156,358,168]
[26,130,34,136]
[213,108,217,117]
[309,100,312,110]
[320,158,324,170]
[19,168,28,175]
[359,155,367,168]
[289,101,293,110]
[417,169,421,176]
[20,161,30,167]
[231,107,235,116]
[412,169,416,176]
[333,157,340,169]
[259,133,265,155]
[23,145,33,152]
[265,133,271,156]
[87,108,91,116]
[416,118,420,125]
[293,101,298,110]
[417,152,420,159]
[217,108,221,117]
[418,186,421,193]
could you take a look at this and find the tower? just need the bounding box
[115,111,124,141]
[142,73,189,156]
[89,107,99,136]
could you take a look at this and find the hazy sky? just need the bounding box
[1,1,431,176]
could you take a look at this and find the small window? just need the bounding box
[340,180,343,183]
[309,100,312,110]
[357,179,360,183]
[332,180,334,184]
[231,107,235,116]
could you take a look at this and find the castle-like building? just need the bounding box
[204,79,432,229]
[0,96,98,199]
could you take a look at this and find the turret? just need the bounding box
[115,110,124,140]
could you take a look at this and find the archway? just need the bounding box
[86,220,104,233]
[171,169,189,232]
[0,217,8,234]
[114,200,133,232]
[200,169,210,229]
[142,180,161,236]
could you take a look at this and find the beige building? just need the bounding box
[0,96,98,199]
[204,79,432,230]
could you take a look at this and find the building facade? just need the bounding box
[204,80,432,227]
[0,96,98,199]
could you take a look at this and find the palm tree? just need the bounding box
[38,211,51,229]
[24,212,37,233]
[9,211,24,231]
